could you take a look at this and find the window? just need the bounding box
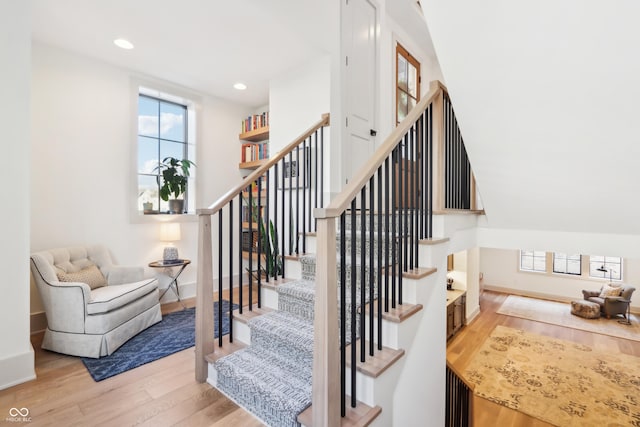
[396,44,420,125]
[589,256,622,281]
[520,250,546,272]
[137,88,195,214]
[553,253,581,275]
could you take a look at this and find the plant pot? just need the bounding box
[143,202,153,213]
[168,199,184,214]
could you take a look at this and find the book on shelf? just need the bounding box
[240,141,269,163]
[241,112,269,133]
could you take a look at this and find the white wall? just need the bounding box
[269,55,331,154]
[30,43,251,317]
[0,0,36,390]
[422,1,640,235]
[481,247,640,312]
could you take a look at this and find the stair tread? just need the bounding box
[345,340,404,378]
[298,400,382,427]
[419,237,450,245]
[232,304,272,324]
[365,302,423,323]
[204,334,247,364]
[402,266,437,279]
[260,276,296,290]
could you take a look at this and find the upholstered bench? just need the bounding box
[571,300,601,319]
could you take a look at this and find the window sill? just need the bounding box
[130,212,198,224]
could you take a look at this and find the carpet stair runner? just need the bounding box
[214,310,313,427]
[214,226,396,426]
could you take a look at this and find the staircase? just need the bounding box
[195,81,482,426]
[207,211,480,426]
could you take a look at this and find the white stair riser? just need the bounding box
[285,257,302,279]
[232,318,252,345]
[304,235,317,253]
[261,287,279,310]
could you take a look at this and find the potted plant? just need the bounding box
[156,157,196,214]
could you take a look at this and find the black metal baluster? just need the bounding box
[391,149,397,309]
[266,169,270,282]
[229,201,233,342]
[377,166,383,351]
[302,140,307,253]
[295,147,300,254]
[314,131,318,230]
[384,157,390,313]
[248,184,253,310]
[281,158,286,278]
[409,125,415,269]
[350,200,357,408]
[360,188,366,363]
[429,106,433,239]
[288,151,293,256]
[274,164,279,280]
[238,194,243,314]
[257,176,262,308]
[369,176,374,356]
[218,211,223,347]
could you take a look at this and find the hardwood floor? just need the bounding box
[0,290,264,427]
[447,290,640,427]
[6,289,638,426]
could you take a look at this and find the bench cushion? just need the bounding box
[87,278,158,315]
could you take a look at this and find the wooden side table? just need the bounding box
[149,259,191,305]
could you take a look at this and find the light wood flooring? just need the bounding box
[5,289,639,426]
[0,289,264,427]
[447,290,640,427]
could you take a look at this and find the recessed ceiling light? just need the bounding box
[114,38,134,50]
[233,83,247,91]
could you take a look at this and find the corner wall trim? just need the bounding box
[0,348,35,391]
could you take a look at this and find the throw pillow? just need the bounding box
[57,265,107,289]
[599,284,622,298]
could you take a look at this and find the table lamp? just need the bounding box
[160,222,181,262]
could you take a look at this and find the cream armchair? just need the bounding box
[30,245,162,358]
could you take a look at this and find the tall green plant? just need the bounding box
[244,195,283,278]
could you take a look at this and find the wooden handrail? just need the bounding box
[315,81,446,219]
[197,113,330,216]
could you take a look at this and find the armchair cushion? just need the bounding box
[87,278,158,315]
[57,265,106,289]
[599,284,622,298]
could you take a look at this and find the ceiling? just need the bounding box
[422,1,640,236]
[30,0,333,107]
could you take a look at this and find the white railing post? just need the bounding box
[195,213,214,382]
[312,216,340,427]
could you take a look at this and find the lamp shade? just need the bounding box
[159,223,181,242]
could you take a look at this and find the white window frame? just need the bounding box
[130,78,200,223]
[553,253,582,276]
[589,255,623,281]
[520,250,546,273]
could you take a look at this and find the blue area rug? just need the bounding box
[82,300,236,381]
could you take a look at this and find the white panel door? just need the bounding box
[344,0,377,183]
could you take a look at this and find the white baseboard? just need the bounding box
[0,347,35,391]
